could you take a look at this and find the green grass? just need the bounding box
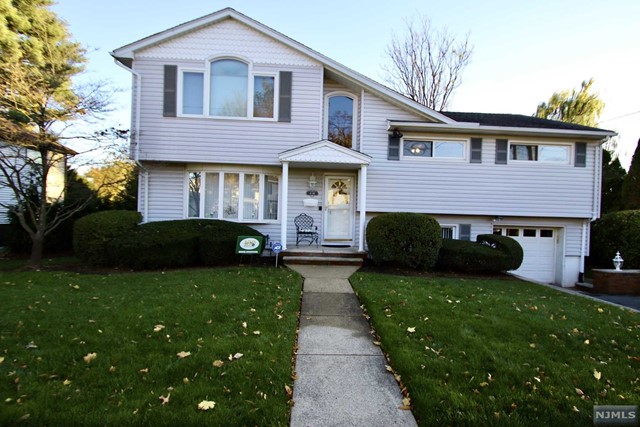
[351,272,640,427]
[0,266,302,426]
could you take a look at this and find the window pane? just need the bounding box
[403,141,432,157]
[264,175,279,220]
[253,76,274,118]
[210,60,248,117]
[523,229,536,237]
[510,145,538,161]
[188,172,201,217]
[223,173,239,219]
[204,173,219,218]
[540,229,554,238]
[182,72,204,114]
[434,141,465,158]
[243,174,260,220]
[327,95,353,148]
[539,145,569,162]
[441,227,454,239]
[507,228,520,237]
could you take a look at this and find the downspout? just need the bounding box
[578,137,608,282]
[114,59,149,222]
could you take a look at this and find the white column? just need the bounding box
[358,164,368,252]
[280,162,289,250]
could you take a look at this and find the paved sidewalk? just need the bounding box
[288,265,418,427]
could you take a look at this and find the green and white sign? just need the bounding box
[236,236,264,254]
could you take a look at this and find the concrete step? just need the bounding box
[284,251,367,260]
[282,256,364,266]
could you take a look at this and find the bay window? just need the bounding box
[188,171,279,222]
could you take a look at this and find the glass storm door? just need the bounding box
[324,176,353,243]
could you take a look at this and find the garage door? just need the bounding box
[493,227,556,283]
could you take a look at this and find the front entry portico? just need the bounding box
[278,140,371,251]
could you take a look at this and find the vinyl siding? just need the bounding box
[361,92,598,219]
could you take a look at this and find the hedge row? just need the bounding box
[591,210,640,269]
[73,211,263,269]
[437,234,524,273]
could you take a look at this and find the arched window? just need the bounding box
[210,59,248,117]
[325,93,356,148]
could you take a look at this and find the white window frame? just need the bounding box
[400,137,468,161]
[440,225,458,239]
[176,55,279,121]
[323,91,358,149]
[184,170,280,224]
[508,142,572,165]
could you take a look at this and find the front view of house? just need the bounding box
[111,8,615,287]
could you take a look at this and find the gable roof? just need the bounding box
[110,7,454,125]
[279,140,371,166]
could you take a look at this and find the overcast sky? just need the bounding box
[52,0,640,169]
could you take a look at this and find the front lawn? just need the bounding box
[352,273,640,426]
[0,267,302,426]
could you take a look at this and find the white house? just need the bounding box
[111,8,615,287]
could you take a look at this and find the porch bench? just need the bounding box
[295,213,319,247]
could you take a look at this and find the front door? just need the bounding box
[324,176,354,244]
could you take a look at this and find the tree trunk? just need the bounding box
[29,234,44,269]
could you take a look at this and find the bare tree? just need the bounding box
[383,16,473,111]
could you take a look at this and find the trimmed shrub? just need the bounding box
[591,210,640,269]
[106,219,264,270]
[437,239,510,273]
[476,234,524,271]
[198,221,264,266]
[366,213,442,270]
[73,210,142,266]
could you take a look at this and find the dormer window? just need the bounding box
[325,92,357,148]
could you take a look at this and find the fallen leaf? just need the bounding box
[213,360,224,368]
[197,400,216,411]
[109,366,116,373]
[584,340,590,345]
[63,379,71,386]
[479,382,489,387]
[373,341,381,346]
[284,384,293,398]
[25,341,38,349]
[159,394,170,405]
[597,308,604,313]
[385,365,394,372]
[594,370,602,380]
[183,377,189,384]
[241,322,247,329]
[529,343,536,348]
[253,331,261,335]
[83,352,97,363]
[138,368,149,374]
[153,324,165,332]
[402,397,411,406]
[406,327,416,333]
[571,405,580,412]
[177,351,191,359]
[575,388,584,396]
[233,353,243,360]
[0,357,4,364]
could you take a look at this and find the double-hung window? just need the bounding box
[179,58,276,119]
[509,143,570,163]
[402,139,466,159]
[188,171,279,222]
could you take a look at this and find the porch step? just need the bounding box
[282,250,367,265]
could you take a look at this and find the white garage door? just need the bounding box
[493,227,556,283]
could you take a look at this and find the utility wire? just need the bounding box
[599,110,640,123]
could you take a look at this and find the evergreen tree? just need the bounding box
[622,139,640,209]
[601,148,627,214]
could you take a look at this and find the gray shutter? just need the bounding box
[278,71,292,122]
[495,139,508,164]
[388,134,400,160]
[470,138,482,163]
[163,65,177,117]
[575,142,587,167]
[459,224,471,241]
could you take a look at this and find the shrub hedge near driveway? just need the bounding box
[437,234,523,273]
[591,209,640,269]
[74,212,263,269]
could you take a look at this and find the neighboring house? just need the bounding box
[111,8,615,287]
[0,138,72,243]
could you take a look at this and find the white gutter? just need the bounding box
[114,59,149,222]
[388,120,617,139]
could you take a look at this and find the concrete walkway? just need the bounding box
[288,265,418,427]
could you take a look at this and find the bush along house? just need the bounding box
[111,8,615,286]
